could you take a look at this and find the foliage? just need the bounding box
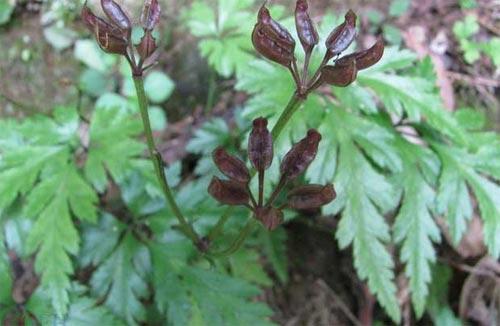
[0,0,15,25]
[453,14,500,67]
[0,91,275,324]
[182,0,256,77]
[1,1,499,325]
[187,7,500,323]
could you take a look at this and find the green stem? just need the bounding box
[205,92,305,253]
[207,206,234,241]
[271,92,305,139]
[132,76,200,245]
[207,219,257,258]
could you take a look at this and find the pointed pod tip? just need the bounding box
[253,117,268,129]
[346,9,357,24]
[296,0,308,11]
[258,2,271,22]
[307,129,322,142]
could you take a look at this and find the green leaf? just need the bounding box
[228,248,272,287]
[0,109,96,317]
[62,296,124,326]
[307,108,401,322]
[0,0,15,25]
[186,117,231,154]
[85,102,145,192]
[453,15,479,39]
[43,25,78,51]
[79,68,115,97]
[434,143,500,258]
[151,242,274,326]
[260,229,288,284]
[79,213,125,267]
[183,0,255,77]
[359,70,465,143]
[0,146,64,209]
[144,71,175,104]
[454,108,485,131]
[0,239,12,308]
[148,106,168,131]
[25,160,98,317]
[393,137,441,317]
[74,39,116,72]
[426,264,462,326]
[389,0,410,17]
[91,232,149,325]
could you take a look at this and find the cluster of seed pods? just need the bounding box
[208,118,336,231]
[81,0,161,76]
[252,0,385,96]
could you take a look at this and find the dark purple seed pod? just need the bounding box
[212,147,250,183]
[255,207,283,231]
[287,184,336,210]
[208,177,250,206]
[95,27,129,55]
[81,4,128,55]
[295,0,319,54]
[136,31,157,61]
[325,10,357,60]
[81,6,98,31]
[252,4,296,67]
[101,0,132,33]
[141,0,161,31]
[336,38,385,70]
[320,57,358,87]
[280,129,322,181]
[248,118,273,172]
[82,5,118,35]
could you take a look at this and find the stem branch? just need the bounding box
[132,76,200,245]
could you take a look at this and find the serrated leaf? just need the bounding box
[359,71,465,143]
[306,107,401,322]
[0,146,63,209]
[151,242,274,326]
[186,118,231,154]
[85,103,145,192]
[436,153,473,244]
[393,137,441,317]
[79,213,125,267]
[90,232,149,325]
[434,143,500,258]
[228,248,272,287]
[24,160,97,317]
[62,296,125,326]
[183,0,255,77]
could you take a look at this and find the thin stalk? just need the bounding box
[207,207,235,241]
[307,52,330,90]
[132,77,200,245]
[247,184,258,208]
[258,170,264,206]
[207,219,257,258]
[271,91,305,139]
[265,175,286,207]
[302,50,312,87]
[288,65,301,90]
[206,92,306,251]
